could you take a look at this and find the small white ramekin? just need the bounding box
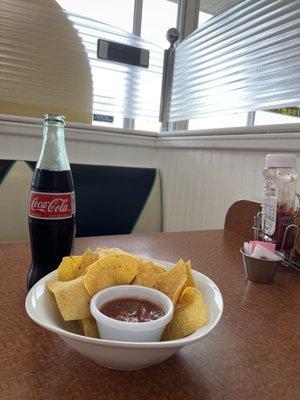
[90,285,174,342]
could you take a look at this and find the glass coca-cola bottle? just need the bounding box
[27,114,75,290]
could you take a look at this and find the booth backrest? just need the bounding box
[0,160,162,242]
[224,199,260,239]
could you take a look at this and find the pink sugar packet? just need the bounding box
[249,241,276,254]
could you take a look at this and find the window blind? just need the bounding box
[66,12,164,120]
[200,0,241,15]
[170,0,300,121]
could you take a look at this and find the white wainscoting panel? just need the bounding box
[158,147,300,232]
[1,117,300,233]
[0,119,157,168]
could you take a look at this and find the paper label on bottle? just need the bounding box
[262,180,277,236]
[29,191,75,219]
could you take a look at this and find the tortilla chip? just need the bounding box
[146,261,166,273]
[47,276,91,321]
[96,247,126,258]
[157,260,187,304]
[84,254,140,296]
[57,256,83,281]
[80,316,99,338]
[133,261,166,288]
[142,260,166,273]
[184,260,196,288]
[162,287,208,341]
[96,248,142,266]
[57,250,99,281]
[78,250,99,276]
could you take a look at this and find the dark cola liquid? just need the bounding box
[27,169,75,290]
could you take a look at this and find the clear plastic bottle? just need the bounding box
[262,154,298,250]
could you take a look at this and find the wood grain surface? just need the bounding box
[0,230,299,400]
[224,199,261,238]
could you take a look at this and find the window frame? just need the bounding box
[124,0,181,131]
[59,0,299,133]
[174,0,300,132]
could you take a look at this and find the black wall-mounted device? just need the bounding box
[97,39,149,68]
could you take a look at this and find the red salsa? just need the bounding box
[100,297,165,323]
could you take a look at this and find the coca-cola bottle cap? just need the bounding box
[265,153,296,169]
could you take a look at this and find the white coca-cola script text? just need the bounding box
[31,197,70,213]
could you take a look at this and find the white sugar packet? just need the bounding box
[251,244,282,261]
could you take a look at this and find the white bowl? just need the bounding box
[91,285,174,342]
[25,259,223,370]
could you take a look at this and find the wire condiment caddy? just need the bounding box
[253,209,300,271]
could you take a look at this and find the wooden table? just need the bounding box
[1,230,299,400]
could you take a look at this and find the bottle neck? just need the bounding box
[36,122,70,171]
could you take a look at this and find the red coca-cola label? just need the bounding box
[29,191,75,219]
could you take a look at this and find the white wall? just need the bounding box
[0,118,158,241]
[0,117,156,168]
[158,147,300,231]
[158,127,300,231]
[1,116,300,233]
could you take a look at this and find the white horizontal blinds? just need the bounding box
[170,0,300,121]
[200,0,241,15]
[0,0,92,124]
[67,12,164,120]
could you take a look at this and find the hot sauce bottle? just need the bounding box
[262,154,298,250]
[293,194,300,262]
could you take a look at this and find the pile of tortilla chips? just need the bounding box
[47,248,208,341]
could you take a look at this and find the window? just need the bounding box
[199,0,241,18]
[172,0,300,131]
[192,1,248,130]
[56,0,178,131]
[141,0,179,48]
[56,0,299,133]
[255,110,300,126]
[136,0,179,131]
[56,0,135,32]
[198,11,212,26]
[189,113,248,130]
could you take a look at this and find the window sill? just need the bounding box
[0,115,157,148]
[158,124,300,151]
[1,115,300,151]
